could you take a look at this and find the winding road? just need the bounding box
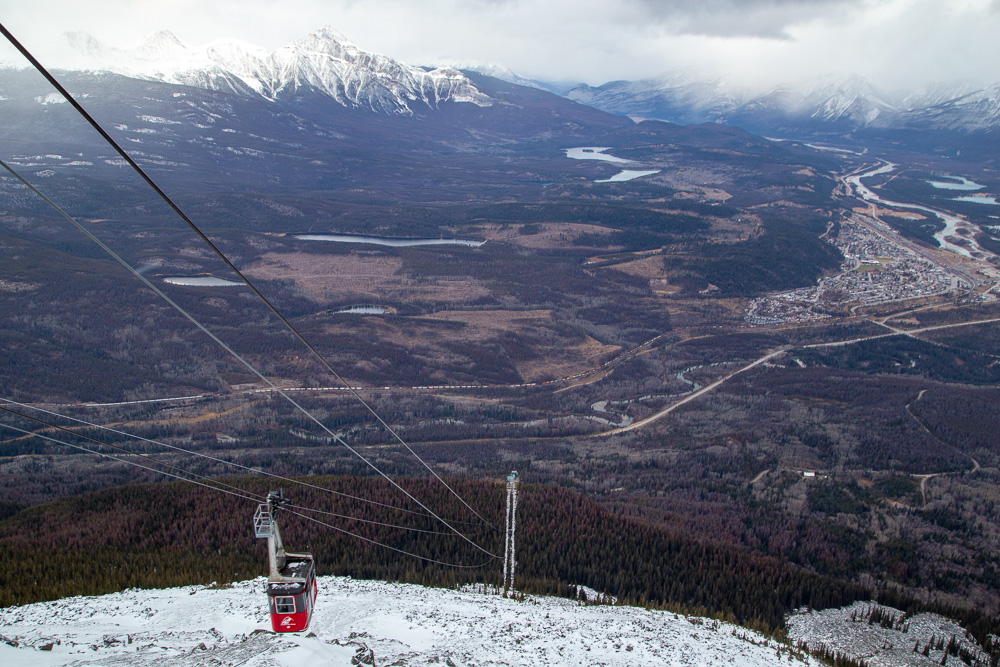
[905,387,983,506]
[596,348,786,436]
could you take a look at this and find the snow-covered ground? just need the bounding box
[788,601,989,667]
[0,576,815,666]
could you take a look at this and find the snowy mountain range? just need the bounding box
[60,28,492,115]
[565,71,1000,134]
[20,27,1000,135]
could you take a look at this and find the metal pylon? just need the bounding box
[502,471,519,596]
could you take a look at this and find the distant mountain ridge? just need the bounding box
[45,28,1000,134]
[60,27,493,114]
[564,71,1000,134]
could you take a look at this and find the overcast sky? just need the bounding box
[2,0,999,90]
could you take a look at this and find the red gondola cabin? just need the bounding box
[266,555,318,632]
[254,490,318,633]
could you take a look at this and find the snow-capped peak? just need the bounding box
[63,31,111,60]
[565,69,1000,132]
[59,28,492,114]
[136,30,187,60]
[461,61,548,89]
[797,75,896,124]
[289,26,358,57]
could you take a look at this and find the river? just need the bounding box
[846,162,982,259]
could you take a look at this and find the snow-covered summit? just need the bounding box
[59,28,493,114]
[0,575,814,666]
[568,69,753,124]
[566,69,1000,132]
[459,62,549,89]
[889,82,1000,132]
[798,75,897,125]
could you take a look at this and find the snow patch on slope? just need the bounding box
[0,576,816,666]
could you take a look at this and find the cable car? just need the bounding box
[254,490,318,632]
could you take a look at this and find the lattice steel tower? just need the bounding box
[502,471,519,596]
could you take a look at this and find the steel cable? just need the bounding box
[0,157,498,559]
[0,420,491,567]
[0,21,497,534]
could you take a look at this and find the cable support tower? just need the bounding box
[0,156,497,561]
[0,419,491,569]
[502,470,520,596]
[0,21,496,535]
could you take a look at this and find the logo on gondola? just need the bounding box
[280,616,295,628]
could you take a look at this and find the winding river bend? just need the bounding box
[846,162,989,259]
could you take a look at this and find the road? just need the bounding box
[905,387,983,506]
[595,348,786,436]
[28,312,1000,449]
[800,315,1000,350]
[589,313,1000,437]
[898,316,1000,337]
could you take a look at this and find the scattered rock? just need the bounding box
[333,637,376,666]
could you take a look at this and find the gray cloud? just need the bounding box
[2,0,998,92]
[630,0,880,38]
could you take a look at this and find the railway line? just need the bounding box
[20,308,999,448]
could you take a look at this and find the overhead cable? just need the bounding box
[0,396,442,520]
[0,403,265,501]
[0,21,496,533]
[0,421,489,567]
[0,156,497,559]
[286,509,492,569]
[0,421,262,505]
[0,404,451,536]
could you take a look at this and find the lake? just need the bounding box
[334,306,388,315]
[927,176,984,191]
[163,276,242,287]
[564,147,632,164]
[952,196,999,205]
[596,169,660,183]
